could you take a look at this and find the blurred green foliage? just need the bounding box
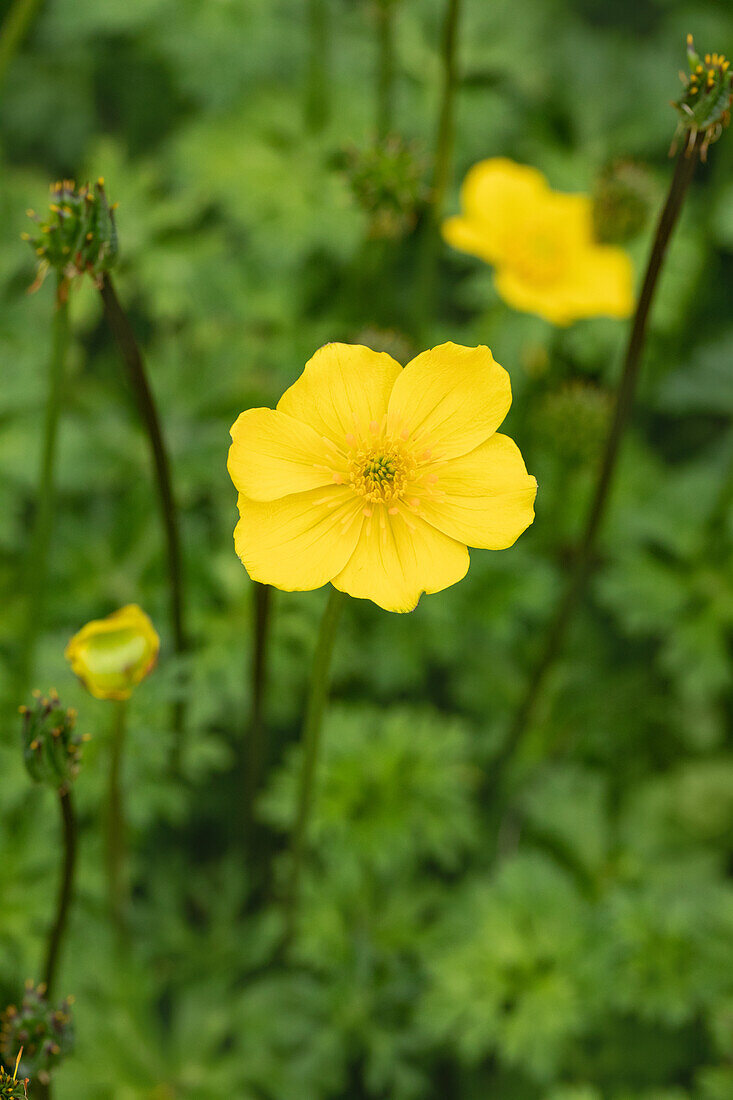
[1,0,733,1096]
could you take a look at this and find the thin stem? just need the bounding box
[17,279,69,696]
[0,0,42,90]
[42,788,77,999]
[283,587,345,946]
[493,143,701,782]
[242,582,273,847]
[106,699,128,945]
[413,0,462,336]
[305,0,330,133]
[375,0,395,139]
[98,275,187,766]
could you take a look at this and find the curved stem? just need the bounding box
[42,788,77,999]
[493,143,701,782]
[242,582,273,848]
[413,0,462,336]
[283,587,345,946]
[17,279,69,696]
[375,0,395,139]
[106,699,128,945]
[98,275,187,767]
[0,0,42,90]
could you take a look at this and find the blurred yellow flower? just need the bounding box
[443,158,634,326]
[65,605,160,700]
[228,342,537,613]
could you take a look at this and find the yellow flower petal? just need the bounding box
[443,158,550,262]
[332,505,469,613]
[415,433,537,549]
[554,244,634,321]
[387,342,511,461]
[234,487,364,591]
[228,407,340,502]
[277,342,402,444]
[494,243,634,325]
[442,215,500,265]
[65,604,159,701]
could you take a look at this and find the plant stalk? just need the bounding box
[0,0,42,90]
[42,788,77,999]
[305,0,330,132]
[493,142,701,781]
[98,274,187,765]
[242,582,273,847]
[17,278,69,696]
[107,699,128,944]
[283,586,345,946]
[414,0,462,335]
[375,0,395,139]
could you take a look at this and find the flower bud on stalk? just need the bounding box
[0,984,74,1089]
[19,691,87,793]
[672,35,733,160]
[592,161,656,245]
[342,136,427,239]
[22,178,118,297]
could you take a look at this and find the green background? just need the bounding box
[1,0,733,1096]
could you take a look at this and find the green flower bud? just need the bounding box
[671,35,733,160]
[0,985,74,1088]
[19,691,87,792]
[592,161,656,245]
[342,136,427,239]
[0,1052,28,1100]
[533,380,612,465]
[351,326,415,365]
[23,178,119,295]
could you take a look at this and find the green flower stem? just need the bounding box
[98,274,187,767]
[413,0,462,336]
[283,586,345,946]
[0,0,42,90]
[305,0,330,132]
[107,699,128,945]
[492,141,702,785]
[42,788,77,999]
[242,582,274,848]
[375,0,395,139]
[17,279,69,696]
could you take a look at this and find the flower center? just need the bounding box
[348,444,414,503]
[504,220,566,287]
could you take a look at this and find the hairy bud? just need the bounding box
[19,691,86,792]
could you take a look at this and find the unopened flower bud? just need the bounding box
[1,985,74,1088]
[23,178,118,295]
[351,327,415,365]
[671,35,733,160]
[19,691,86,792]
[342,136,427,239]
[534,381,612,465]
[592,161,656,245]
[65,604,160,701]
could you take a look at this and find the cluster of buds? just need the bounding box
[341,135,427,239]
[19,691,87,792]
[592,160,655,245]
[672,35,733,159]
[0,985,74,1088]
[0,1053,28,1100]
[22,178,118,297]
[533,380,612,465]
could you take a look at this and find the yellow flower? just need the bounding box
[443,158,634,326]
[228,342,537,613]
[65,605,160,700]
